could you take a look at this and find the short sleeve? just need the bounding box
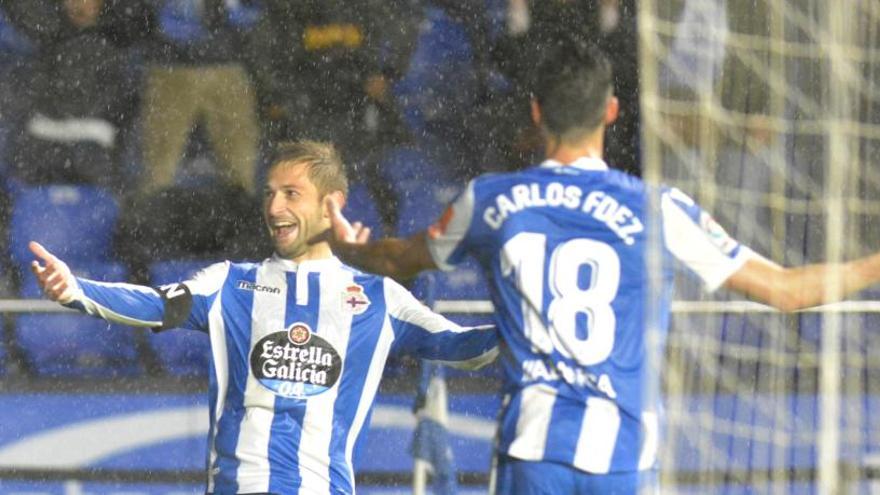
[661,188,757,291]
[425,180,476,271]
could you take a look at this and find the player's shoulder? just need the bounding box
[465,171,508,193]
[658,185,700,210]
[338,262,394,289]
[191,260,233,277]
[182,261,234,294]
[339,265,421,308]
[476,163,644,187]
[225,259,262,274]
[604,167,646,192]
[467,167,544,193]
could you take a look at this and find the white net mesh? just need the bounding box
[639,1,880,493]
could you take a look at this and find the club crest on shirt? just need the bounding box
[250,322,342,399]
[699,211,738,255]
[341,284,370,314]
[288,323,311,345]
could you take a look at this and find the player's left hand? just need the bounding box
[325,196,371,245]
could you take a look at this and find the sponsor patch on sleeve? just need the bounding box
[699,211,739,255]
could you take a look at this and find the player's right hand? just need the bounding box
[325,196,371,245]
[29,241,79,304]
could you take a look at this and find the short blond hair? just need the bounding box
[268,140,349,197]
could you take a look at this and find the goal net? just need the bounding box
[639,0,880,493]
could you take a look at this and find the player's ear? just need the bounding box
[530,98,542,126]
[605,96,619,125]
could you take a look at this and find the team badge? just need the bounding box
[288,323,312,346]
[341,284,370,314]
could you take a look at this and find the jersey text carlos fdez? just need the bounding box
[426,157,753,474]
[63,256,498,494]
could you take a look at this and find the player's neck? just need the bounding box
[288,243,335,263]
[544,130,605,164]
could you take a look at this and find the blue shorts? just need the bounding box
[493,455,658,495]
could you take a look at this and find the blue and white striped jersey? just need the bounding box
[426,157,755,474]
[64,255,498,494]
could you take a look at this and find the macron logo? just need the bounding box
[237,280,281,295]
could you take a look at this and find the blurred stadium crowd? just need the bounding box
[0,0,638,382]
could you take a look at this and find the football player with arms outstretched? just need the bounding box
[32,140,498,495]
[325,40,880,494]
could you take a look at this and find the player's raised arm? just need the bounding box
[325,196,437,281]
[723,252,880,312]
[29,240,223,330]
[661,189,880,312]
[384,279,498,370]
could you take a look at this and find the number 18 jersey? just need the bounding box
[426,157,755,474]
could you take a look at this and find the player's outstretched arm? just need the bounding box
[29,240,167,327]
[325,196,437,281]
[723,252,880,311]
[385,280,499,370]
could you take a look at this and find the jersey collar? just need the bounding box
[540,156,609,172]
[270,253,343,272]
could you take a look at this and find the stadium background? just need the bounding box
[3,0,880,494]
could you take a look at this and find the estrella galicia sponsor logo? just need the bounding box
[250,322,341,398]
[236,280,281,295]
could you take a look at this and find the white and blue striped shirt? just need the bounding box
[65,255,498,494]
[426,158,754,474]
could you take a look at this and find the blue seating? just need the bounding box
[379,147,453,188]
[0,319,6,377]
[15,261,142,377]
[413,258,496,380]
[147,260,212,377]
[413,258,489,303]
[395,180,463,238]
[343,183,385,235]
[8,184,119,267]
[393,7,478,138]
[414,258,492,327]
[380,147,459,238]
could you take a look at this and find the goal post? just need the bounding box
[639,0,880,493]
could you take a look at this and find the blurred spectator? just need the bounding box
[249,0,420,232]
[393,5,500,180]
[4,0,138,187]
[430,0,495,100]
[0,3,38,168]
[492,0,640,174]
[114,180,268,283]
[250,0,416,150]
[118,0,263,194]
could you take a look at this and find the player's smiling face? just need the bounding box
[263,161,329,261]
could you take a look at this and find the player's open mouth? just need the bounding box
[271,221,299,241]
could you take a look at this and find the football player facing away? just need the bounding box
[325,40,880,494]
